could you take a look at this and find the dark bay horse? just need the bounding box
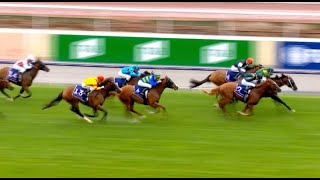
[0,78,14,98]
[271,73,298,91]
[0,58,50,100]
[115,76,179,121]
[42,78,121,123]
[203,79,281,116]
[189,64,263,88]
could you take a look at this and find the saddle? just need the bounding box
[114,77,128,88]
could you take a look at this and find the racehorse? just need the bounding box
[115,76,179,120]
[203,79,281,116]
[203,73,298,112]
[0,78,14,98]
[0,58,50,100]
[189,64,263,88]
[42,78,121,123]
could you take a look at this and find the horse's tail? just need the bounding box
[202,87,220,97]
[189,74,211,89]
[42,91,63,110]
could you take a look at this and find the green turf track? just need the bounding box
[0,84,320,178]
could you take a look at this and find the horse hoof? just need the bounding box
[6,98,14,102]
[130,119,141,123]
[291,109,296,113]
[202,89,209,94]
[146,110,156,114]
[83,116,93,123]
[237,111,249,116]
[213,103,219,108]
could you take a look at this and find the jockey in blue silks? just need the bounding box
[118,65,140,81]
[137,72,161,89]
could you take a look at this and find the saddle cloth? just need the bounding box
[72,85,89,102]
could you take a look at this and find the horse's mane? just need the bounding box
[101,78,114,86]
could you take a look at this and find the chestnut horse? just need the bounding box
[189,64,263,88]
[203,73,298,112]
[115,76,179,120]
[0,78,14,97]
[0,58,50,100]
[204,79,281,116]
[42,78,121,123]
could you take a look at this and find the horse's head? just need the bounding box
[0,78,13,91]
[101,78,122,93]
[33,58,50,72]
[277,73,298,91]
[163,76,179,90]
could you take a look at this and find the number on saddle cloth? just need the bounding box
[8,68,21,84]
[114,77,127,88]
[234,84,251,103]
[134,85,149,103]
[72,85,89,102]
[226,70,240,82]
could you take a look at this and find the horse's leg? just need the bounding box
[150,102,166,112]
[21,86,32,98]
[84,108,99,118]
[218,97,233,113]
[238,104,250,116]
[247,104,255,116]
[1,89,13,101]
[96,105,108,121]
[129,102,144,117]
[13,87,24,100]
[271,94,295,112]
[150,102,168,120]
[70,103,93,123]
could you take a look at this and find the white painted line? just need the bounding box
[0,28,320,43]
[0,3,319,17]
[251,2,320,4]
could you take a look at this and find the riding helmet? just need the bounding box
[97,75,104,81]
[246,57,254,64]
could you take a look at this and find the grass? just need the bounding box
[0,84,319,177]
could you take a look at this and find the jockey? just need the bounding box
[12,55,37,78]
[118,65,140,81]
[137,72,161,89]
[81,75,105,96]
[255,67,274,79]
[240,68,271,91]
[230,57,255,76]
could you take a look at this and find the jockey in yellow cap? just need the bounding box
[81,75,105,96]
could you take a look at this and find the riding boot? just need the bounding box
[86,90,92,101]
[243,94,248,103]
